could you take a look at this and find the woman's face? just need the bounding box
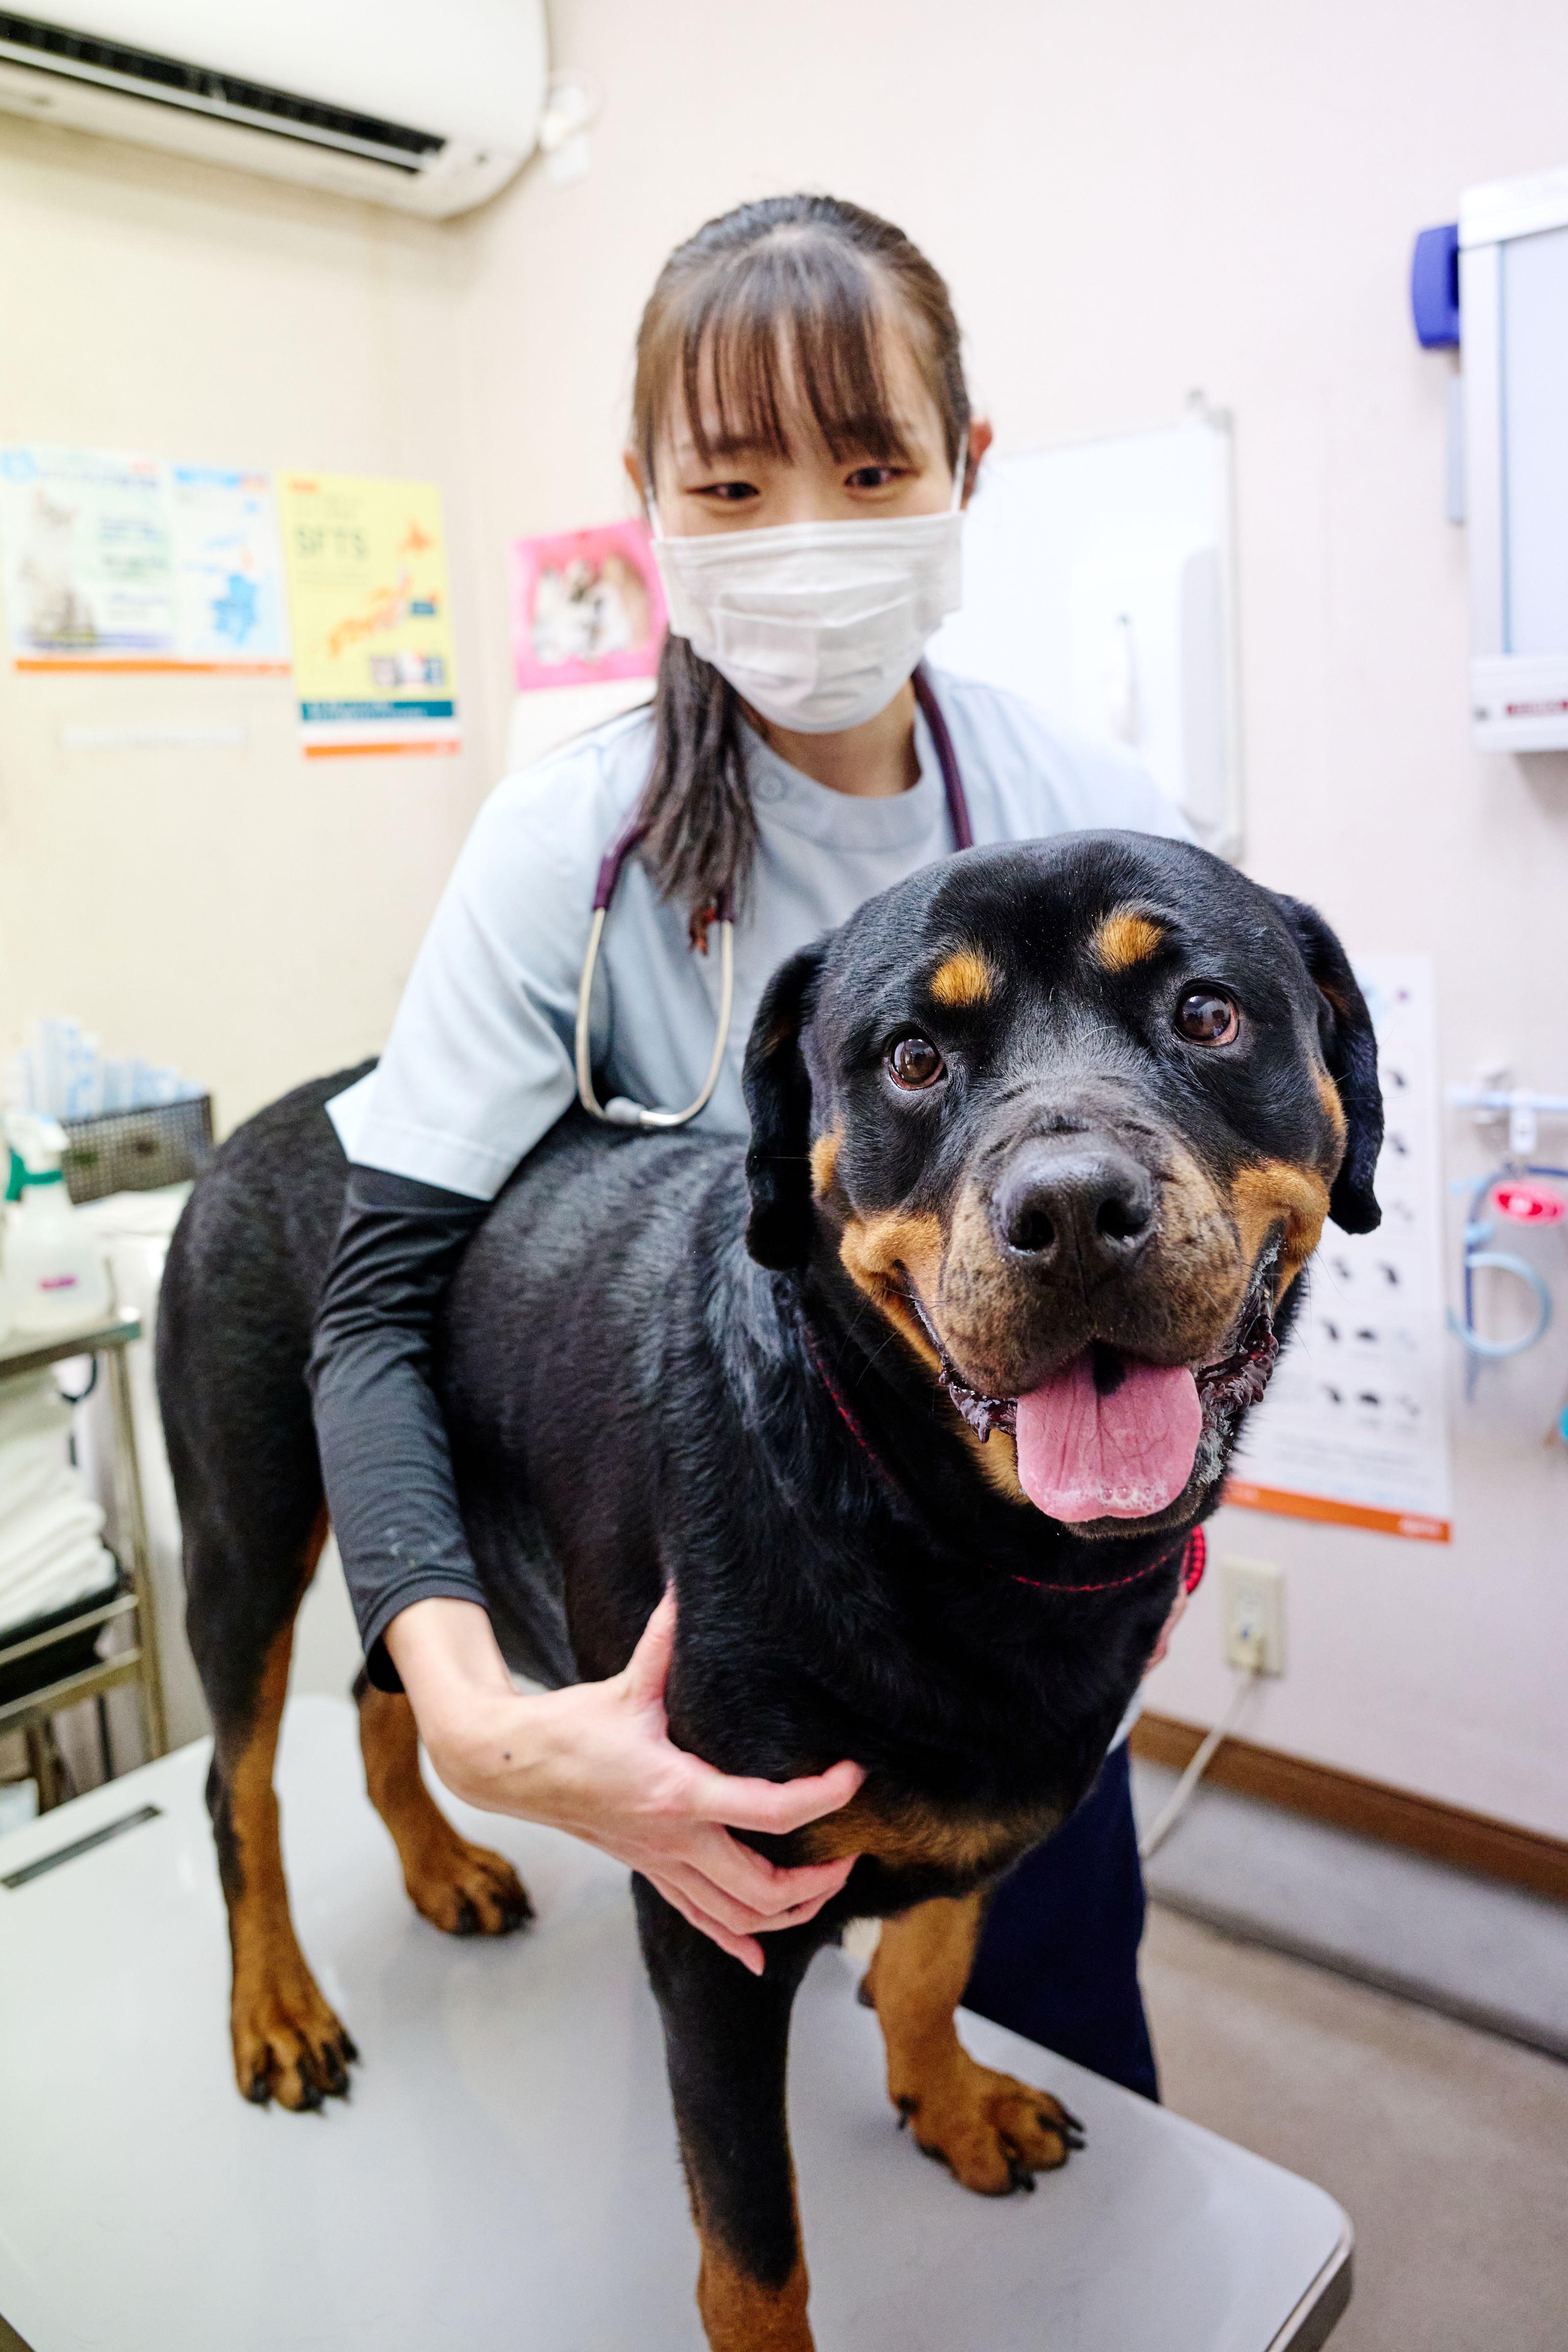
[629,323,988,538]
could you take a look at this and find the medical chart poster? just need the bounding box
[277,473,460,757]
[511,518,666,690]
[0,445,288,671]
[1225,954,1452,1542]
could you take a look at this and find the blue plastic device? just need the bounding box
[1410,223,1460,348]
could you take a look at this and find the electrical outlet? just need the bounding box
[1222,1556,1286,1675]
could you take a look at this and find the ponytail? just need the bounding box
[640,636,756,946]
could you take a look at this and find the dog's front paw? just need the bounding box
[896,2054,1084,2195]
[232,1952,358,2111]
[401,1828,534,1938]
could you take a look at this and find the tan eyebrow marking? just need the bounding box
[1093,910,1166,972]
[928,947,998,1008]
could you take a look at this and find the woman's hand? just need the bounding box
[385,1591,865,1974]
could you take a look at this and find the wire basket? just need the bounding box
[61,1096,214,1205]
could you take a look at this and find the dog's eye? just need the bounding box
[887,1033,946,1089]
[1175,989,1240,1046]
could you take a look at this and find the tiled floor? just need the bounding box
[1142,1905,1568,2352]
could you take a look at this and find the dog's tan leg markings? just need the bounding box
[695,2234,812,2352]
[217,1546,358,2109]
[864,1893,1079,2194]
[358,1681,533,1937]
[1092,908,1166,971]
[929,945,998,1007]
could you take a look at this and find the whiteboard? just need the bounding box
[931,408,1243,856]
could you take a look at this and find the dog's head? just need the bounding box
[742,833,1380,1536]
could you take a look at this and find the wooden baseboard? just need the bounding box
[1130,1713,1568,1906]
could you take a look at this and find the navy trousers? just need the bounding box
[961,1740,1159,2102]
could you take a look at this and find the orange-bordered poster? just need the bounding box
[277,472,459,758]
[0,444,288,673]
[1224,954,1452,1542]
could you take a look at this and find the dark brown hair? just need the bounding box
[630,194,971,939]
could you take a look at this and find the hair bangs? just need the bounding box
[658,233,920,475]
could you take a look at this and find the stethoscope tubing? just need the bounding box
[575,664,972,1131]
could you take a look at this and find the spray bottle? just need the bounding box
[3,1111,111,1335]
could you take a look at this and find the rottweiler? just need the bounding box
[156,830,1379,2352]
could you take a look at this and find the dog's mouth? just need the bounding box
[899,1249,1280,1528]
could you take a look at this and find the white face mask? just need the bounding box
[650,463,966,734]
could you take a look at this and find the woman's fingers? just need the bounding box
[643,1868,764,1974]
[648,1856,844,1967]
[657,1843,849,1939]
[682,1823,857,1919]
[685,1755,866,1837]
[622,1588,677,1708]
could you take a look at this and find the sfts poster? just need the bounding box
[277,473,459,757]
[1225,953,1452,1541]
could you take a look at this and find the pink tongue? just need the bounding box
[1014,1355,1202,1523]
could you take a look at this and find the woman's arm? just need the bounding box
[308,1175,862,1967]
[307,1165,494,1687]
[387,1592,862,1975]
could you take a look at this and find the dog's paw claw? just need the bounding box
[404,1838,534,1940]
[232,1958,358,2116]
[893,2060,1078,2195]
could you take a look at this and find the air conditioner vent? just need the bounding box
[0,8,445,169]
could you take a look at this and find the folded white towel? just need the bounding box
[0,1543,117,1637]
[0,1371,118,1636]
[0,1486,106,1580]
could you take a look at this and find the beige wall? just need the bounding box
[0,116,498,1127]
[3,0,1567,1834]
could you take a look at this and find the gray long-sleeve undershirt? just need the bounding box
[306,1163,490,1691]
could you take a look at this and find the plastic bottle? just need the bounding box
[2,1111,111,1335]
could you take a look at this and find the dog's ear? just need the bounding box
[742,940,830,1273]
[1270,892,1383,1234]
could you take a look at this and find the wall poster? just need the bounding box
[0,444,288,672]
[1225,953,1452,1541]
[277,472,459,757]
[511,518,665,691]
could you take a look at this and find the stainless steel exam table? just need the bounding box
[0,1696,1351,2351]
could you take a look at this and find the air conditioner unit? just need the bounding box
[0,0,548,218]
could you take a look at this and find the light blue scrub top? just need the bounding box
[328,668,1190,1198]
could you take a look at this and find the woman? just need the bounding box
[313,194,1185,2098]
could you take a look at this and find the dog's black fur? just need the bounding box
[158,832,1379,2350]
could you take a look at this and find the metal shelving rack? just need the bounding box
[0,1311,168,1808]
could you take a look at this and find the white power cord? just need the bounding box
[1138,1662,1260,1863]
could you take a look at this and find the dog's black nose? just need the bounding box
[995,1140,1155,1270]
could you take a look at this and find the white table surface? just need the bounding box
[0,1697,1350,2352]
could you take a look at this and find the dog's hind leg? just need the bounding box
[863,1893,1083,2194]
[634,1879,817,2352]
[355,1676,533,1937]
[193,1509,359,2110]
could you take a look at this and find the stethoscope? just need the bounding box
[574,663,974,1130]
